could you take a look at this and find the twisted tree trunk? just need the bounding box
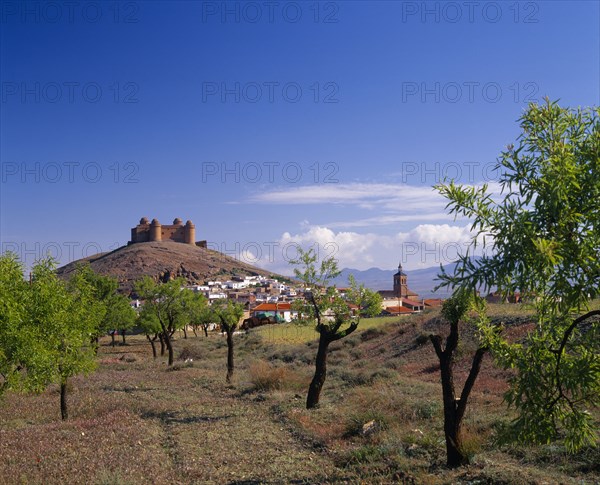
[306,334,331,409]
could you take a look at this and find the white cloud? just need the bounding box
[248,223,489,274]
[249,183,444,211]
[248,181,504,229]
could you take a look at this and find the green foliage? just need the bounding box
[46,261,103,386]
[138,305,161,336]
[211,299,244,332]
[436,99,600,451]
[0,253,48,394]
[0,253,101,409]
[75,264,135,340]
[290,248,380,339]
[134,276,191,335]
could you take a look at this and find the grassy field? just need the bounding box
[0,305,597,484]
[254,315,413,344]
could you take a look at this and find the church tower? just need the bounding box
[393,261,408,298]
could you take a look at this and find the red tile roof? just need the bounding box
[251,303,292,312]
[385,306,414,314]
[402,298,423,307]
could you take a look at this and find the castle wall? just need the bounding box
[160,225,186,242]
[130,218,196,245]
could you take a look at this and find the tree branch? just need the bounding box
[457,347,487,422]
[430,334,444,359]
[548,309,600,410]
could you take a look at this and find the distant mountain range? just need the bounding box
[332,264,458,298]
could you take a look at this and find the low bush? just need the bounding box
[248,360,289,391]
[344,410,390,437]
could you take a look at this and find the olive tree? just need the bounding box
[435,99,600,451]
[291,248,378,409]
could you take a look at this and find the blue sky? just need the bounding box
[1,0,599,274]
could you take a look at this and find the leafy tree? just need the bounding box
[290,248,378,409]
[435,99,600,451]
[186,293,213,337]
[138,306,162,358]
[355,280,383,317]
[212,300,244,383]
[135,276,191,366]
[0,253,49,395]
[429,290,487,467]
[75,265,137,347]
[0,255,101,419]
[180,292,209,339]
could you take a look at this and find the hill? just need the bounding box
[56,241,284,294]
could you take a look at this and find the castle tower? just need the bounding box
[131,217,150,243]
[184,220,196,245]
[393,261,408,298]
[150,218,162,242]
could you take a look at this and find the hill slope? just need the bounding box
[56,241,283,294]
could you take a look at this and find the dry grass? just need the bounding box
[0,305,597,484]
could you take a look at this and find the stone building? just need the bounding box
[129,217,196,245]
[379,262,419,300]
[378,262,423,312]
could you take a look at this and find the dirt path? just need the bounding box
[136,370,345,484]
[0,338,353,485]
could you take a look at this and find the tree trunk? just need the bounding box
[163,332,174,366]
[431,329,485,468]
[203,325,209,338]
[91,336,99,355]
[111,332,116,347]
[226,330,234,383]
[192,326,198,337]
[60,379,68,420]
[306,333,331,409]
[147,335,157,359]
[159,334,165,356]
[183,326,188,339]
[121,329,126,345]
[439,353,467,467]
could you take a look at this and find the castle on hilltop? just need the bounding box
[129,217,199,245]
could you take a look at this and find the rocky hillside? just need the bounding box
[56,241,283,294]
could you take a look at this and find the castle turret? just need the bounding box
[150,218,162,242]
[184,220,196,245]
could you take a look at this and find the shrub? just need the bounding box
[414,400,441,420]
[337,444,392,467]
[178,344,202,361]
[248,360,288,391]
[361,327,386,341]
[332,368,373,386]
[344,410,390,437]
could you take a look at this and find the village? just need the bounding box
[128,266,445,326]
